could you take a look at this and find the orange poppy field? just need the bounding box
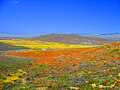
[0,42,120,90]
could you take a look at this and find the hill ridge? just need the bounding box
[32,34,115,45]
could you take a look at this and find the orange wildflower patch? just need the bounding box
[7,48,94,66]
[7,42,120,66]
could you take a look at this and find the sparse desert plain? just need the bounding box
[0,39,119,90]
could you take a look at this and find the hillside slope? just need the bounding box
[32,34,115,45]
[0,42,29,51]
[6,41,120,89]
[8,41,120,65]
[0,39,94,49]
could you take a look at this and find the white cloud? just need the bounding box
[13,0,19,4]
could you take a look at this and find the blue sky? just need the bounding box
[0,0,120,34]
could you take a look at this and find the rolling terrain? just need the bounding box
[0,39,94,49]
[0,42,29,51]
[32,34,115,45]
[0,41,119,89]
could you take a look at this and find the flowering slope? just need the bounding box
[0,39,94,49]
[0,42,120,89]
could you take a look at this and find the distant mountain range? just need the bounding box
[0,33,119,45]
[0,32,120,39]
[0,33,42,38]
[32,34,116,45]
[82,32,120,41]
[99,33,120,40]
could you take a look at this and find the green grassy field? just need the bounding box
[0,56,33,69]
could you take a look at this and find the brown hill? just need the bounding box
[32,34,115,45]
